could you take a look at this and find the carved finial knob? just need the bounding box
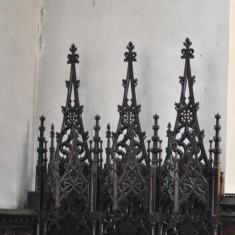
[50,124,55,138]
[40,115,45,121]
[67,44,79,64]
[95,114,100,121]
[167,122,172,130]
[215,113,221,120]
[124,41,137,62]
[153,114,159,120]
[181,38,194,59]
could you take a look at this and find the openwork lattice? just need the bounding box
[31,39,223,235]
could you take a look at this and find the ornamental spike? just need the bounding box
[213,113,221,167]
[99,140,103,167]
[49,124,55,162]
[124,41,137,62]
[93,115,101,161]
[37,116,46,165]
[181,38,194,59]
[67,44,79,64]
[106,124,112,164]
[151,114,161,164]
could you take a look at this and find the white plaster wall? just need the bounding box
[0,1,40,208]
[225,0,235,193]
[37,0,229,171]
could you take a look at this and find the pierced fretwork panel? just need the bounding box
[102,42,150,235]
[31,39,222,235]
[160,39,212,235]
[45,45,91,235]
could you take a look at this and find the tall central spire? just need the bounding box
[113,42,148,165]
[55,44,89,164]
[111,42,148,207]
[103,42,150,235]
[173,38,208,167]
[46,45,90,233]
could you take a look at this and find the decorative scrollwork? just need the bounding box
[103,42,149,235]
[67,44,79,64]
[33,40,220,235]
[45,45,91,234]
[181,38,194,59]
[117,134,147,204]
[160,38,211,235]
[103,202,149,235]
[124,41,137,62]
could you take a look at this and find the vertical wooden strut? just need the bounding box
[101,124,112,208]
[149,114,162,235]
[36,116,47,194]
[90,115,102,235]
[90,115,101,212]
[150,114,159,213]
[106,124,112,164]
[173,151,179,213]
[49,124,55,162]
[160,123,174,207]
[36,117,46,169]
[35,116,47,235]
[211,113,222,235]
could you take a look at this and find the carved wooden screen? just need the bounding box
[160,39,222,235]
[43,45,94,235]
[31,39,223,235]
[102,42,151,235]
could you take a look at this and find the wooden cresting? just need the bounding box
[0,39,229,235]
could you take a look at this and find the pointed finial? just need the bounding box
[166,122,173,156]
[124,41,137,62]
[151,114,161,164]
[167,122,172,130]
[93,115,101,159]
[181,38,194,59]
[213,113,221,167]
[153,114,159,120]
[94,114,101,133]
[67,44,79,64]
[37,116,46,165]
[95,114,101,121]
[215,113,221,120]
[40,115,45,122]
[106,124,112,164]
[106,124,111,147]
[50,124,55,162]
